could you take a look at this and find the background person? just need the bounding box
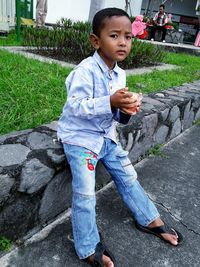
[36,0,48,27]
[150,4,168,42]
[132,15,148,39]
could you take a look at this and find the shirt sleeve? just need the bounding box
[153,13,158,21]
[113,109,131,124]
[65,66,112,119]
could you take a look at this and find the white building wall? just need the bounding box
[36,0,136,24]
[0,0,15,31]
[37,0,91,23]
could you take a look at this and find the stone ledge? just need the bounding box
[0,80,200,240]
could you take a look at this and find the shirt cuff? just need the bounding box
[94,95,112,115]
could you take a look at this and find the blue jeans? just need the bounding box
[63,138,159,259]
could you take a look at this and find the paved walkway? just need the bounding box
[0,125,200,267]
[143,39,200,56]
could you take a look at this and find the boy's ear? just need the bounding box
[90,33,100,50]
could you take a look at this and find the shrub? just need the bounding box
[22,18,164,68]
[120,38,164,68]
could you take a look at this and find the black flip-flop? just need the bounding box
[67,232,116,266]
[135,221,183,246]
[83,241,116,267]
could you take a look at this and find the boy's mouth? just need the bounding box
[117,50,126,56]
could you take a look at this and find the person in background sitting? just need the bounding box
[150,4,168,42]
[131,15,148,39]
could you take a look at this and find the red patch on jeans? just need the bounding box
[86,159,95,171]
[80,151,97,171]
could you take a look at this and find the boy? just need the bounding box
[57,8,182,267]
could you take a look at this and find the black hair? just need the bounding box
[92,7,131,37]
[160,4,165,9]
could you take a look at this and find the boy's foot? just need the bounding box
[85,241,115,267]
[87,254,114,267]
[147,217,179,245]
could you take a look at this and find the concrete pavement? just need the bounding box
[0,125,200,267]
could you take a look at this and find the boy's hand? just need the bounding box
[110,87,136,109]
[110,88,142,115]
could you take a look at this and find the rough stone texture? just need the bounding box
[0,196,39,240]
[154,125,169,144]
[0,144,30,167]
[39,170,72,223]
[169,118,182,139]
[0,81,200,240]
[0,129,32,144]
[141,113,158,138]
[158,108,170,122]
[167,105,180,123]
[43,121,58,131]
[47,149,66,165]
[0,174,15,203]
[19,159,55,194]
[27,132,61,150]
[183,100,192,130]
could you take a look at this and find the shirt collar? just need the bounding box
[93,51,121,75]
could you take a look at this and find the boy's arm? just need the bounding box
[113,109,131,124]
[66,67,112,118]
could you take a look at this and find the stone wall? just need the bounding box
[0,81,200,241]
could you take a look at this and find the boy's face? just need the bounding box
[90,15,132,69]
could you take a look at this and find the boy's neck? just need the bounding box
[97,50,117,70]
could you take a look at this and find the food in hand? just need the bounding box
[128,93,143,113]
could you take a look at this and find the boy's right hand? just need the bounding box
[110,87,139,111]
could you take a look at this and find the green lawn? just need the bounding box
[0,32,21,46]
[0,49,72,135]
[126,52,200,93]
[0,48,200,135]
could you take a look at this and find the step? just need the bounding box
[1,125,200,267]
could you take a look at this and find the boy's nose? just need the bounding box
[119,37,126,46]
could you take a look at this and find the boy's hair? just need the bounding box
[160,4,165,9]
[92,7,131,37]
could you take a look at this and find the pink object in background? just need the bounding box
[132,15,147,37]
[194,31,200,47]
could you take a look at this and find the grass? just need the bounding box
[0,49,72,135]
[126,52,200,93]
[147,144,168,158]
[0,48,200,135]
[195,118,200,126]
[0,236,12,251]
[0,31,21,46]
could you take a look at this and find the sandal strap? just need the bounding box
[150,224,176,235]
[93,242,105,267]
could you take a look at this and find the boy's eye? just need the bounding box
[126,35,132,40]
[110,34,118,39]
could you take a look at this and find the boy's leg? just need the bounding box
[63,144,100,259]
[101,140,160,226]
[101,140,180,246]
